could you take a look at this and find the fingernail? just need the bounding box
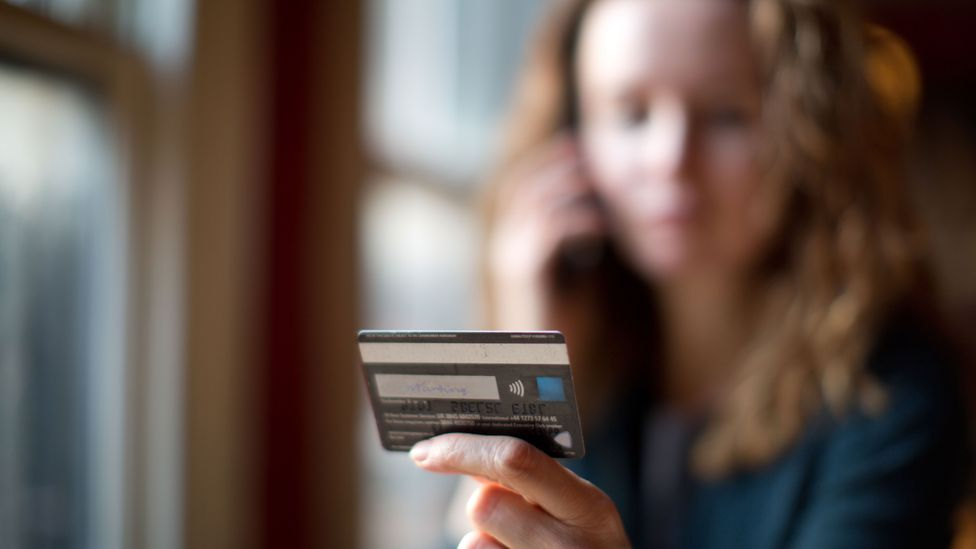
[410,440,431,463]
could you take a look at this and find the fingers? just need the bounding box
[490,167,607,281]
[411,434,606,525]
[458,530,506,549]
[499,134,595,220]
[513,161,594,220]
[549,201,607,243]
[492,135,606,250]
[415,435,632,548]
[466,482,565,549]
[502,133,580,199]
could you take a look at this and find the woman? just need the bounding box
[410,0,969,547]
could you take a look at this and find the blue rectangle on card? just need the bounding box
[536,376,566,401]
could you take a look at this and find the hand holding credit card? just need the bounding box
[358,331,585,459]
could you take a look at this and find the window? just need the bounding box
[0,62,124,549]
[0,1,192,547]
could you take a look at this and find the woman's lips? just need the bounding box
[643,197,697,227]
[620,183,699,229]
[648,207,694,226]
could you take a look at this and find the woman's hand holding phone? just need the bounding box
[488,135,608,331]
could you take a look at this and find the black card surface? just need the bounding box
[358,331,585,459]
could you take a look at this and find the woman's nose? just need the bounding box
[642,102,694,182]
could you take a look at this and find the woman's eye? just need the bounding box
[703,107,750,129]
[616,103,648,128]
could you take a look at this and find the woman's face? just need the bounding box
[578,0,775,283]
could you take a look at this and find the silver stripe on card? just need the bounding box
[359,342,569,365]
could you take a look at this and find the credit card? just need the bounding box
[358,330,585,459]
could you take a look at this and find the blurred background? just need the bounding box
[0,0,973,548]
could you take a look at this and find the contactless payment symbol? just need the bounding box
[508,379,525,397]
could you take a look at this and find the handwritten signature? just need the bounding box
[404,381,469,397]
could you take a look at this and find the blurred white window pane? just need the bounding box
[0,63,126,549]
[365,0,547,185]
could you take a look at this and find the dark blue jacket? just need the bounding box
[570,318,970,548]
